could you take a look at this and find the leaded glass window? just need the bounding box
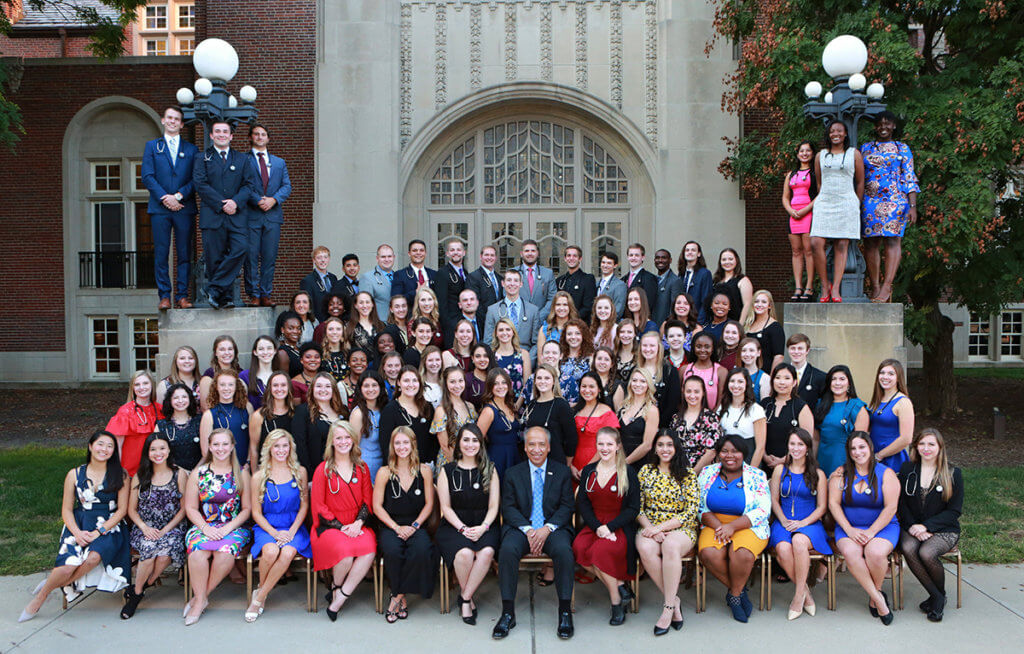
[583,136,629,203]
[430,137,475,205]
[483,121,575,204]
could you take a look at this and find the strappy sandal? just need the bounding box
[790,288,803,301]
[800,289,815,302]
[244,589,264,623]
[397,596,409,619]
[537,571,555,586]
[385,595,400,624]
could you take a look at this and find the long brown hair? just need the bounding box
[783,427,820,494]
[453,423,494,493]
[259,371,295,420]
[842,431,877,504]
[909,427,954,502]
[309,372,347,422]
[545,291,579,329]
[208,335,241,373]
[868,358,909,412]
[438,366,470,451]
[590,295,618,349]
[559,318,594,361]
[624,288,652,332]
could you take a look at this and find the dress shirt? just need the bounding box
[521,459,558,532]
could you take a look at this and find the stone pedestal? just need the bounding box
[782,303,905,393]
[157,308,277,378]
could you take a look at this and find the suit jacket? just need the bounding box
[484,297,541,350]
[795,364,828,411]
[443,313,484,349]
[653,270,685,324]
[193,147,261,230]
[467,266,502,319]
[359,267,394,321]
[141,136,198,216]
[330,275,361,304]
[391,265,437,307]
[622,268,659,314]
[679,267,714,324]
[500,459,575,537]
[595,275,628,318]
[516,264,557,314]
[300,270,339,323]
[433,262,468,326]
[246,151,291,224]
[555,269,597,323]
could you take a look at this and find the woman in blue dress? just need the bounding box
[349,370,386,478]
[199,370,254,468]
[476,368,522,478]
[246,429,311,622]
[769,428,830,620]
[867,359,914,472]
[20,431,131,623]
[860,111,920,303]
[828,431,900,625]
[814,365,870,476]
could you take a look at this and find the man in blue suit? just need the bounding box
[244,124,291,306]
[192,120,261,309]
[390,239,436,307]
[141,106,198,310]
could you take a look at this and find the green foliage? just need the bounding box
[708,0,1024,351]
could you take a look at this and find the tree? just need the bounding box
[708,0,1024,416]
[0,0,147,149]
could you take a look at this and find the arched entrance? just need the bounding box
[402,88,656,274]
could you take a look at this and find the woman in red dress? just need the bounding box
[573,426,640,626]
[572,372,620,480]
[106,370,164,476]
[310,419,376,621]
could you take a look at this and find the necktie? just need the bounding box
[471,319,479,340]
[527,267,535,295]
[599,278,607,295]
[386,270,393,283]
[417,268,425,285]
[459,267,465,281]
[257,152,270,193]
[531,468,545,529]
[168,137,178,161]
[220,150,227,163]
[509,301,519,325]
[489,271,499,297]
[629,272,636,287]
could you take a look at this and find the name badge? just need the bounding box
[805,384,812,390]
[229,165,236,171]
[179,152,185,158]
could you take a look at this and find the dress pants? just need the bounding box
[202,224,247,301]
[498,528,575,602]
[152,210,193,300]
[379,528,438,597]
[245,219,281,298]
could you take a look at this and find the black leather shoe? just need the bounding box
[207,294,223,310]
[557,610,574,639]
[220,296,235,309]
[926,594,945,622]
[609,603,626,626]
[618,583,635,604]
[492,612,515,639]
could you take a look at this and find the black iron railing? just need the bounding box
[78,251,156,289]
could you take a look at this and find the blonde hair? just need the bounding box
[635,331,665,383]
[743,289,778,331]
[167,346,199,384]
[386,426,422,478]
[198,427,241,481]
[323,419,363,476]
[490,317,522,352]
[910,427,954,502]
[412,286,441,325]
[127,370,157,403]
[532,363,563,400]
[254,429,303,504]
[623,367,656,410]
[594,426,629,497]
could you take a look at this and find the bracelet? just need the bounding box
[458,525,467,534]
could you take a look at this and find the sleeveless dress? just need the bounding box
[572,410,621,473]
[209,402,251,467]
[572,469,633,580]
[255,412,294,467]
[130,470,186,569]
[238,370,268,410]
[817,398,866,476]
[835,463,899,546]
[860,140,919,238]
[252,477,312,558]
[436,463,501,565]
[185,467,251,555]
[360,409,384,479]
[56,466,131,593]
[559,357,590,405]
[810,148,861,240]
[617,405,649,467]
[683,362,725,410]
[157,416,203,471]
[788,169,814,234]
[768,467,831,554]
[379,473,438,597]
[484,404,521,478]
[709,275,745,322]
[869,396,909,472]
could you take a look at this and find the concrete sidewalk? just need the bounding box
[3,562,1023,653]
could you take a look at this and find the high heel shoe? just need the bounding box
[30,580,45,595]
[244,589,264,623]
[18,607,38,623]
[326,585,350,622]
[456,596,476,625]
[386,595,401,624]
[184,599,208,626]
[670,596,683,630]
[653,603,675,636]
[803,593,816,617]
[819,286,832,303]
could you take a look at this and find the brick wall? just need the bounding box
[742,114,792,302]
[0,59,193,352]
[0,34,99,57]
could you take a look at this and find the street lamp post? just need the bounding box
[802,35,888,303]
[174,38,259,306]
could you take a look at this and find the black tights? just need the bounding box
[899,531,958,599]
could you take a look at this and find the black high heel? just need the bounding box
[326,584,350,622]
[457,596,476,625]
[653,603,675,636]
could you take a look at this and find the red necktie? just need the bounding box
[629,272,636,287]
[257,152,270,193]
[417,269,425,285]
[528,267,535,295]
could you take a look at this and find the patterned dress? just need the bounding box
[130,470,186,569]
[668,409,722,468]
[56,466,131,593]
[558,357,591,405]
[157,416,203,471]
[860,140,920,238]
[430,403,478,468]
[637,464,700,544]
[185,467,251,555]
[496,351,526,400]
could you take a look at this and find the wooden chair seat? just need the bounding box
[633,549,704,614]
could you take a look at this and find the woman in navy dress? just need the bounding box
[476,368,522,478]
[20,431,130,623]
[247,429,311,622]
[769,428,830,620]
[828,431,900,625]
[867,359,914,472]
[199,370,253,468]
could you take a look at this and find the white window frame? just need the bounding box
[145,4,168,30]
[89,316,122,379]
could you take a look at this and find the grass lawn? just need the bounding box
[0,447,1021,575]
[955,367,1024,380]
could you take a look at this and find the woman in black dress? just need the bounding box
[758,363,814,471]
[372,426,438,622]
[617,368,660,468]
[378,366,436,465]
[463,344,494,410]
[522,363,576,465]
[743,290,786,373]
[247,371,295,467]
[436,424,501,625]
[707,248,754,324]
[273,311,304,378]
[157,382,203,471]
[292,372,347,478]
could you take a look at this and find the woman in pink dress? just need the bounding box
[781,141,818,301]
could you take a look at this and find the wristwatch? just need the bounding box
[458,525,467,534]
[411,521,420,530]
[174,192,183,201]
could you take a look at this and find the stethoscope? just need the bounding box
[371,268,392,287]
[494,299,524,321]
[155,138,187,159]
[447,265,466,285]
[389,475,422,499]
[902,469,942,496]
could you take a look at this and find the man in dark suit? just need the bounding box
[330,253,361,306]
[788,333,827,411]
[484,269,541,353]
[432,240,468,326]
[467,244,502,319]
[141,106,198,310]
[443,288,482,349]
[555,245,596,322]
[390,239,436,307]
[622,243,659,312]
[595,251,628,318]
[493,427,575,640]
[653,248,684,324]
[300,246,338,322]
[193,120,261,309]
[245,124,292,306]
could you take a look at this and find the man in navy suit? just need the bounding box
[300,245,338,322]
[622,243,659,313]
[390,239,436,307]
[141,106,198,310]
[652,248,684,324]
[433,240,468,326]
[193,120,261,309]
[244,124,291,306]
[466,244,502,319]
